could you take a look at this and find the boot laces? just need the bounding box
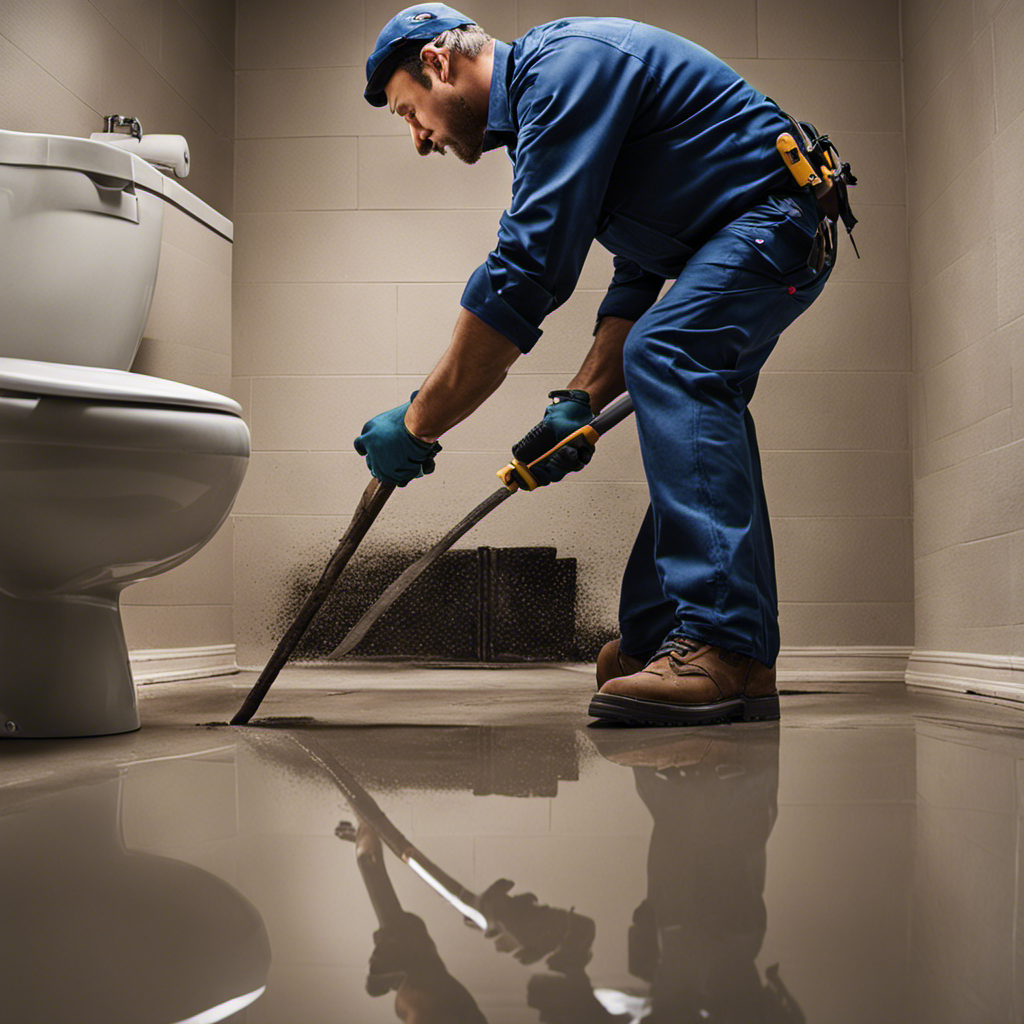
[651,635,702,663]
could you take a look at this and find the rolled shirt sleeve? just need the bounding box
[595,254,665,329]
[461,35,647,353]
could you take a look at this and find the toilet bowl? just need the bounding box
[0,129,250,738]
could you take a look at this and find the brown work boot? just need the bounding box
[588,635,779,726]
[595,638,646,690]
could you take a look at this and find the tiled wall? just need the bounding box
[123,206,236,661]
[233,0,911,669]
[0,0,238,666]
[904,0,1024,692]
[0,0,234,216]
[730,3,912,663]
[2,0,914,675]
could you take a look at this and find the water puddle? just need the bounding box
[3,714,1024,1022]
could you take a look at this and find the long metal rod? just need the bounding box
[231,477,395,725]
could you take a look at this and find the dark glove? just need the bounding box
[354,395,442,486]
[365,913,436,996]
[512,390,594,486]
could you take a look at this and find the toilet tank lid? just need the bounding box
[0,358,242,416]
[0,129,232,242]
[0,126,158,184]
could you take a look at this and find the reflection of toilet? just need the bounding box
[0,129,250,738]
[0,775,271,1023]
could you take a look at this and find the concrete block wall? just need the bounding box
[232,0,913,674]
[124,206,237,678]
[731,2,913,679]
[0,0,234,216]
[5,0,1021,697]
[903,0,1024,699]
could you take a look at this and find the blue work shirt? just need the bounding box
[460,18,794,352]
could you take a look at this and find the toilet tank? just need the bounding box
[0,129,230,371]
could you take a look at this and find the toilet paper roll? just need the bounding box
[89,132,190,178]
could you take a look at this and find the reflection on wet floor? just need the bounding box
[3,682,1024,1023]
[0,770,271,1024]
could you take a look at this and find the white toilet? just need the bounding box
[0,128,250,738]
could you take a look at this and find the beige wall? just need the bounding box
[0,0,238,672]
[903,0,1024,697]
[123,205,236,668]
[233,0,911,670]
[1,0,920,677]
[0,0,234,216]
[732,3,912,667]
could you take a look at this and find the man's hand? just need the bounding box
[513,390,595,486]
[354,397,442,486]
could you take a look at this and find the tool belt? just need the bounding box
[775,113,859,272]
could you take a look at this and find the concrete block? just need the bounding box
[249,375,400,452]
[237,0,364,69]
[759,0,899,61]
[359,135,512,210]
[233,283,399,376]
[645,0,757,58]
[236,137,358,213]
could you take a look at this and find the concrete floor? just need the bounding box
[4,665,1024,1023]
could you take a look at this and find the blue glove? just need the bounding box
[512,389,594,486]
[354,396,442,486]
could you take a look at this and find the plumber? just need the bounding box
[354,4,849,727]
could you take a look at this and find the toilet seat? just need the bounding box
[0,356,241,415]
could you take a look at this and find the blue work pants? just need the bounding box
[619,190,833,668]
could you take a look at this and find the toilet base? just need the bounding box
[0,591,140,737]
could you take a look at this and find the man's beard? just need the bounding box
[433,92,486,165]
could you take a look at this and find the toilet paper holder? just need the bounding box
[91,115,190,179]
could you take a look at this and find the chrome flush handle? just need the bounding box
[101,114,143,140]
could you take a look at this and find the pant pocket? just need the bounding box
[730,194,822,282]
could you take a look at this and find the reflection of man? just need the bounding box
[577,724,803,1023]
[336,817,606,1023]
[334,725,799,1022]
[336,820,488,1024]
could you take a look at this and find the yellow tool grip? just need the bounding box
[776,132,824,189]
[496,423,600,492]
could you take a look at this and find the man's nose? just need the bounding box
[409,122,432,156]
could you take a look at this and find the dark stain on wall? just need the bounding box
[274,545,617,663]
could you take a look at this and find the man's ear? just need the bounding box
[419,44,451,83]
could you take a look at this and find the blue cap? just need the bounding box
[364,4,474,107]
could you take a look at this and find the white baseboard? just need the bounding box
[776,646,912,684]
[905,650,1024,702]
[129,644,238,684]
[127,644,916,687]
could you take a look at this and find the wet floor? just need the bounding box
[3,666,1024,1023]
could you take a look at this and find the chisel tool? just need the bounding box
[328,392,635,660]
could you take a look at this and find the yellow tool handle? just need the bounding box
[497,423,600,492]
[776,132,825,189]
